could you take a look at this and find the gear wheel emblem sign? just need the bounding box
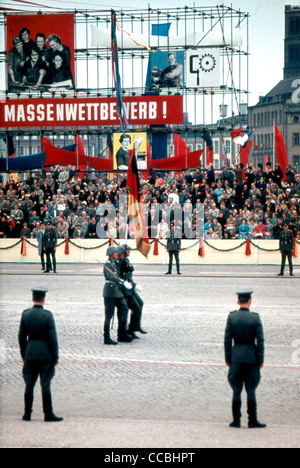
[199,54,216,72]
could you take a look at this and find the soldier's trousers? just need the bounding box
[104,297,129,337]
[280,251,293,274]
[228,363,260,407]
[126,293,144,331]
[23,359,55,396]
[45,248,56,272]
[168,251,180,273]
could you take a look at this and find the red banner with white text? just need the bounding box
[0,95,184,128]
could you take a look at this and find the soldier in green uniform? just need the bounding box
[102,246,133,345]
[43,221,57,274]
[278,222,294,276]
[165,223,182,275]
[18,287,63,422]
[224,290,266,428]
[118,245,147,339]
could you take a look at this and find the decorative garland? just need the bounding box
[0,237,299,258]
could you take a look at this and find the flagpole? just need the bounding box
[273,120,276,169]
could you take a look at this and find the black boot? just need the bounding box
[229,401,241,428]
[43,394,63,422]
[248,402,266,428]
[22,394,33,421]
[118,323,133,343]
[128,328,140,339]
[104,333,118,345]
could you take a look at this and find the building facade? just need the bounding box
[248,4,300,172]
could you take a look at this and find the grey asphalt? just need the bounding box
[0,263,299,448]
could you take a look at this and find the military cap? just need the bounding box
[106,246,118,256]
[236,289,253,301]
[122,244,131,251]
[31,287,48,294]
[117,245,126,255]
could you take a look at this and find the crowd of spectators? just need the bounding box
[0,161,299,241]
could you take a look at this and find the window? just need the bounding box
[213,139,219,154]
[293,155,299,170]
[224,139,231,155]
[293,133,300,146]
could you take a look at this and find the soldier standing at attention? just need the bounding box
[103,246,133,345]
[165,223,182,275]
[118,245,147,339]
[43,221,57,274]
[278,221,294,277]
[18,287,63,422]
[224,290,266,429]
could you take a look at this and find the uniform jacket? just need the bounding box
[118,258,135,297]
[43,227,57,249]
[224,308,264,366]
[166,231,181,252]
[103,260,124,298]
[279,229,294,252]
[18,305,59,363]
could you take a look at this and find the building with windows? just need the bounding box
[248,4,300,172]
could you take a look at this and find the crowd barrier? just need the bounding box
[0,237,299,266]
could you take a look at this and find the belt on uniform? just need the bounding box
[29,338,47,341]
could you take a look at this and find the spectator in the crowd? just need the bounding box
[0,162,298,245]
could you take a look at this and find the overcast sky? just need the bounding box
[1,0,291,105]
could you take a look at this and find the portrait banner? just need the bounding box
[6,13,75,92]
[146,51,184,90]
[113,132,147,170]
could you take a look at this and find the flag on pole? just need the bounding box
[127,141,150,258]
[75,134,88,174]
[274,124,288,180]
[151,23,171,37]
[240,133,253,169]
[202,130,214,166]
[111,9,129,132]
[3,135,15,157]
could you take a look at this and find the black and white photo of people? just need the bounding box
[7,27,74,91]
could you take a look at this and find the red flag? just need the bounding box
[274,124,288,180]
[127,147,150,258]
[43,137,113,171]
[75,134,87,174]
[150,150,203,170]
[206,147,214,166]
[174,134,189,157]
[240,139,253,169]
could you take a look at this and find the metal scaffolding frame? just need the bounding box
[0,4,250,167]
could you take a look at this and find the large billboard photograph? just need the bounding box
[113,132,148,170]
[146,51,185,90]
[6,13,75,92]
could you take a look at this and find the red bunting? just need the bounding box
[64,237,69,255]
[153,238,159,256]
[21,237,26,255]
[198,240,205,257]
[245,237,251,255]
[292,238,297,257]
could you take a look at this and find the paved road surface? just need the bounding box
[0,263,299,448]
